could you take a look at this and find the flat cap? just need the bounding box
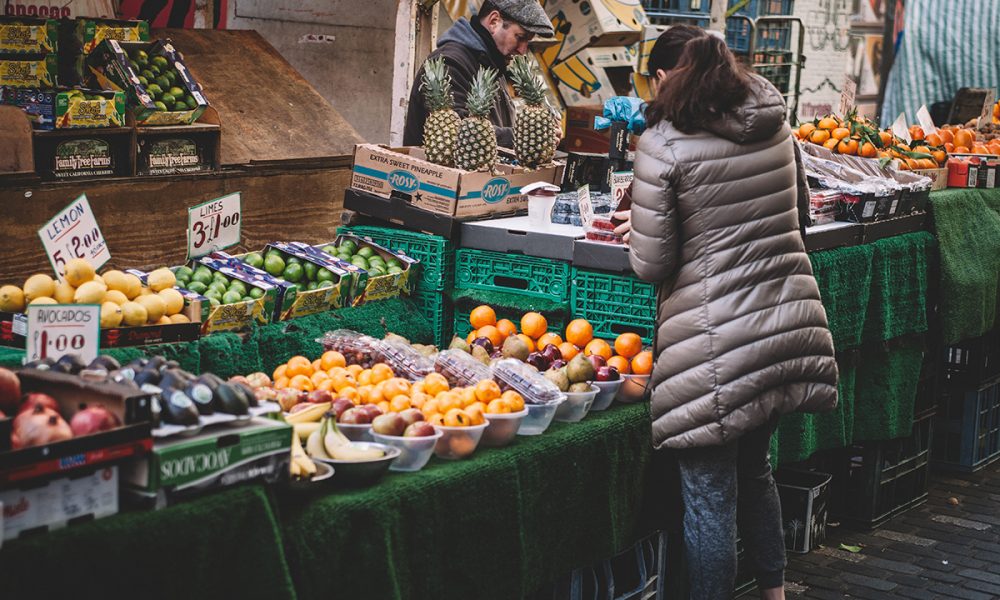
[483,0,555,37]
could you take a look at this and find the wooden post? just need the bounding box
[389,0,439,146]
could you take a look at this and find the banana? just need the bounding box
[292,433,317,476]
[290,455,302,477]
[322,417,352,457]
[284,401,331,425]
[306,427,330,459]
[329,444,385,461]
[294,422,322,441]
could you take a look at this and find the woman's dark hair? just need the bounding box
[645,25,753,132]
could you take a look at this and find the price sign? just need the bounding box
[978,89,996,131]
[916,105,938,134]
[187,192,242,259]
[38,194,111,282]
[838,75,857,117]
[577,185,594,228]
[890,112,911,144]
[610,171,634,212]
[26,304,101,365]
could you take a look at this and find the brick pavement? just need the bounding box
[740,461,1000,599]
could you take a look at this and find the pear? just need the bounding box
[544,367,570,392]
[567,353,596,384]
[471,344,491,366]
[501,335,530,361]
[569,382,592,393]
[449,337,471,353]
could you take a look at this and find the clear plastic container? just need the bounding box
[336,422,373,442]
[480,408,529,447]
[591,379,623,411]
[433,422,489,459]
[615,374,650,404]
[517,397,566,435]
[371,430,442,472]
[554,385,597,422]
[372,338,435,380]
[492,359,565,405]
[317,329,379,367]
[435,349,491,388]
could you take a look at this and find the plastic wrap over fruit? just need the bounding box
[435,349,491,388]
[371,338,434,380]
[492,359,564,405]
[317,329,379,367]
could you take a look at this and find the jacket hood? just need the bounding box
[703,75,787,144]
[438,18,487,54]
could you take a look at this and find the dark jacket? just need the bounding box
[404,18,515,149]
[629,75,838,449]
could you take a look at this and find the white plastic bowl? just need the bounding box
[433,421,489,459]
[555,385,598,422]
[616,375,650,403]
[480,408,529,447]
[518,397,567,435]
[372,430,443,472]
[337,422,374,442]
[590,379,624,411]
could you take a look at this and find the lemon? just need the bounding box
[104,290,128,305]
[123,274,143,300]
[168,313,191,324]
[53,281,76,304]
[100,301,123,328]
[29,296,57,305]
[135,294,166,322]
[102,270,130,293]
[92,273,105,285]
[147,268,176,292]
[0,285,25,312]
[158,288,184,315]
[64,258,95,287]
[121,301,148,326]
[23,274,56,302]
[156,316,172,325]
[74,280,106,304]
[138,286,153,296]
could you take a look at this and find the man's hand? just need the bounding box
[613,210,631,244]
[553,116,564,145]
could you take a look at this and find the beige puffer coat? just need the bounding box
[629,76,838,449]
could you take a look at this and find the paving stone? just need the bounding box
[813,547,867,564]
[840,573,897,592]
[964,578,1000,596]
[887,573,929,588]
[864,556,922,575]
[927,584,995,600]
[872,530,937,547]
[800,588,845,600]
[896,588,940,600]
[958,568,1000,585]
[931,514,992,530]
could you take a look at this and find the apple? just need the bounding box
[596,366,621,382]
[307,389,333,404]
[372,413,406,436]
[549,359,567,370]
[471,337,495,355]
[404,421,436,437]
[19,393,58,415]
[587,355,607,371]
[541,344,563,363]
[331,398,355,419]
[399,408,424,426]
[339,407,371,424]
[359,404,383,419]
[525,352,551,372]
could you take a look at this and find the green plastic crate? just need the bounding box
[454,248,572,303]
[453,305,567,340]
[571,268,657,344]
[338,225,454,291]
[411,289,454,348]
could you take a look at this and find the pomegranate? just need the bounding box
[18,392,59,415]
[70,405,121,437]
[0,367,21,414]
[14,404,72,448]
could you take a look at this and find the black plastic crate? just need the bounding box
[933,378,1000,471]
[815,411,933,529]
[775,469,832,553]
[942,330,1000,388]
[915,348,941,416]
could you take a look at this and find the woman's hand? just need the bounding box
[613,210,631,244]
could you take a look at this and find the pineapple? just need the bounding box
[420,57,460,167]
[455,66,500,172]
[509,56,557,169]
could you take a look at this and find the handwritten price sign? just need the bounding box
[187,192,242,259]
[38,194,111,281]
[26,304,101,364]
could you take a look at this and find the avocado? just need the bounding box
[186,382,215,415]
[160,389,200,426]
[89,355,121,372]
[230,381,259,408]
[213,383,249,415]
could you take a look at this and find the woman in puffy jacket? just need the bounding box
[614,25,838,599]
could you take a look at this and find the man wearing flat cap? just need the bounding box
[404,0,554,150]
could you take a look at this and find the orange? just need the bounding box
[496,318,517,340]
[422,372,450,396]
[436,391,462,415]
[444,408,472,427]
[389,394,412,412]
[925,132,943,147]
[427,413,445,427]
[822,137,839,151]
[377,401,390,414]
[470,305,497,329]
[798,123,816,138]
[501,390,525,412]
[954,145,970,154]
[310,370,330,386]
[311,358,323,374]
[905,158,920,170]
[836,138,859,155]
[516,334,536,353]
[371,363,394,383]
[878,131,893,147]
[973,144,990,155]
[808,129,831,144]
[608,355,631,374]
[938,129,954,144]
[422,398,441,416]
[558,342,580,361]
[466,330,477,345]
[631,351,654,375]
[954,128,975,150]
[565,319,594,347]
[909,125,925,141]
[320,350,347,371]
[614,333,643,359]
[536,332,563,350]
[459,387,478,407]
[411,381,426,395]
[859,142,877,158]
[289,374,314,392]
[584,339,613,361]
[817,117,838,130]
[464,403,486,425]
[410,392,428,409]
[340,386,361,404]
[912,145,930,155]
[476,325,503,347]
[274,377,290,390]
[357,385,374,404]
[285,356,312,378]
[520,312,548,339]
[317,378,336,393]
[346,364,364,378]
[831,127,850,140]
[475,379,502,403]
[932,150,947,164]
[331,371,356,393]
[486,398,511,414]
[273,364,288,381]
[382,377,411,399]
[357,369,374,387]
[368,383,385,404]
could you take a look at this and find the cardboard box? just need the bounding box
[1,87,125,129]
[32,127,133,180]
[74,18,149,55]
[0,16,58,54]
[350,144,564,220]
[122,417,291,508]
[910,167,948,191]
[1,466,118,541]
[551,46,637,108]
[315,235,419,305]
[543,0,644,63]
[636,24,670,75]
[0,53,57,88]
[255,242,352,318]
[136,123,221,175]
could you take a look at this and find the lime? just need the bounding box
[351,257,369,269]
[165,71,177,85]
[388,265,403,274]
[187,281,208,294]
[168,86,184,98]
[148,64,161,76]
[129,60,140,72]
[286,256,301,265]
[303,262,318,281]
[221,290,242,304]
[306,281,318,291]
[368,267,386,277]
[186,96,199,110]
[153,101,167,112]
[140,69,154,81]
[249,287,264,299]
[175,266,194,280]
[265,249,283,261]
[337,244,355,256]
[228,281,248,296]
[264,254,285,276]
[357,247,375,259]
[386,258,401,269]
[208,297,220,308]
[137,76,148,86]
[191,270,211,286]
[282,263,304,283]
[317,268,335,282]
[136,50,149,64]
[337,252,353,262]
[242,296,254,303]
[212,271,229,282]
[155,76,170,90]
[321,245,336,255]
[146,83,162,97]
[244,252,263,269]
[208,281,228,295]
[160,93,176,109]
[204,288,222,301]
[152,55,169,69]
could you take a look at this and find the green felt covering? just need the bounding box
[279,403,652,600]
[863,232,933,343]
[809,244,875,350]
[0,485,297,600]
[928,188,1000,344]
[852,338,924,442]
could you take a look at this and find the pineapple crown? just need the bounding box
[508,55,546,107]
[466,66,500,119]
[419,56,455,112]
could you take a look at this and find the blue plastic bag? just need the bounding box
[593,97,647,134]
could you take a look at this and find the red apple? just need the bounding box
[549,359,567,370]
[399,408,424,426]
[307,389,333,404]
[339,407,371,424]
[331,398,355,419]
[276,388,301,412]
[372,413,406,436]
[541,344,563,363]
[359,404,383,419]
[69,405,120,436]
[404,421,436,437]
[525,352,551,371]
[19,393,58,415]
[471,337,495,355]
[596,366,621,382]
[587,355,607,371]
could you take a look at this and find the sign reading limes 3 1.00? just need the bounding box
[187,192,242,259]
[37,194,111,282]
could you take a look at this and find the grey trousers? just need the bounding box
[676,420,786,599]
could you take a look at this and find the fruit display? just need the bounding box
[173,263,262,309]
[509,55,558,169]
[316,235,418,305]
[125,48,198,113]
[419,56,460,168]
[455,66,501,172]
[0,260,194,329]
[319,238,406,279]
